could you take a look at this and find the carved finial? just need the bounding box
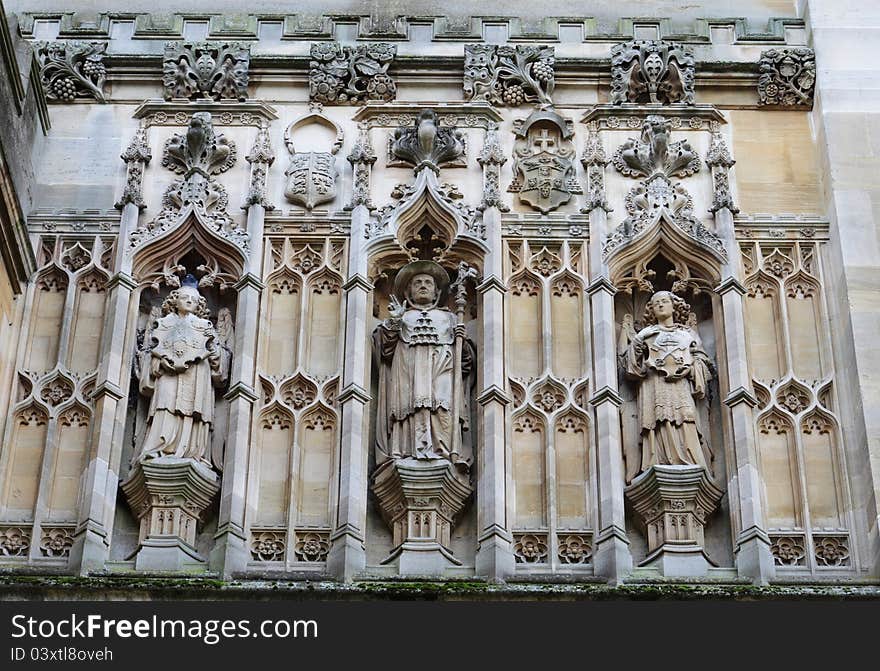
[390,110,465,175]
[246,122,275,166]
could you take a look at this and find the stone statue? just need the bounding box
[372,260,474,471]
[135,281,232,471]
[620,290,713,483]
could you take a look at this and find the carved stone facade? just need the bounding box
[1,1,879,596]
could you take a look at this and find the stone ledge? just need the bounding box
[1,574,879,600]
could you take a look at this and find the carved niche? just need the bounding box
[604,115,725,261]
[610,40,695,105]
[508,108,580,214]
[35,41,107,102]
[463,44,555,107]
[757,48,816,108]
[163,41,250,101]
[283,104,344,211]
[309,42,397,105]
[130,112,247,252]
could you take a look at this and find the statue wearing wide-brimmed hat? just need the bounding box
[372,259,475,471]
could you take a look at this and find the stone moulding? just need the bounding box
[352,101,502,130]
[757,47,815,108]
[34,40,107,103]
[163,41,250,101]
[309,41,397,105]
[610,39,695,105]
[463,44,555,107]
[582,104,726,131]
[132,99,278,126]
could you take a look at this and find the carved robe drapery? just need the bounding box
[137,311,230,470]
[373,307,474,468]
[624,323,713,483]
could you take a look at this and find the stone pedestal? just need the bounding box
[121,457,220,571]
[625,464,723,577]
[372,457,472,575]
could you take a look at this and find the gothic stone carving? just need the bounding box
[605,115,725,260]
[133,282,232,471]
[477,122,509,212]
[757,48,816,108]
[163,41,250,101]
[610,40,695,105]
[371,261,476,573]
[509,108,580,214]
[309,41,396,105]
[390,110,465,174]
[463,44,555,107]
[132,112,247,251]
[619,291,714,484]
[35,41,107,102]
[243,123,275,210]
[116,123,153,211]
[283,106,344,211]
[347,121,377,210]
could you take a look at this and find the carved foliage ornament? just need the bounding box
[132,112,246,251]
[310,42,396,105]
[390,110,466,175]
[464,44,555,107]
[757,48,816,108]
[611,40,695,105]
[163,41,250,101]
[509,108,580,214]
[35,41,107,103]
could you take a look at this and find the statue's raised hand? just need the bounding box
[388,295,406,320]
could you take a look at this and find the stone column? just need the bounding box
[805,0,880,576]
[474,124,515,580]
[582,125,633,583]
[69,124,151,575]
[708,127,775,583]
[327,123,375,581]
[211,124,273,577]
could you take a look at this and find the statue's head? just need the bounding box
[643,290,690,325]
[407,273,439,307]
[161,284,210,319]
[392,260,449,309]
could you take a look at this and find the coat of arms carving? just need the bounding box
[508,108,580,214]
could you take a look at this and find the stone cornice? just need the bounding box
[133,99,278,125]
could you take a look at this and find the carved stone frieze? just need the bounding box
[758,48,816,108]
[464,44,554,107]
[35,40,107,103]
[610,40,695,105]
[477,122,509,212]
[309,41,397,105]
[163,41,250,101]
[131,112,247,251]
[115,123,153,211]
[509,107,580,214]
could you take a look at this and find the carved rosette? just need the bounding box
[757,48,816,108]
[309,42,397,105]
[115,123,153,211]
[508,107,580,214]
[464,44,554,107]
[130,112,247,252]
[347,121,377,210]
[477,122,509,212]
[372,458,473,573]
[625,465,723,575]
[580,121,611,214]
[121,457,221,569]
[163,41,250,101]
[35,40,107,103]
[604,115,726,261]
[243,122,275,210]
[610,40,695,105]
